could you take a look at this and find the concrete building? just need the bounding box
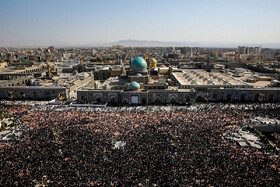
[0,86,67,100]
[171,69,252,89]
[208,88,280,102]
[238,46,246,54]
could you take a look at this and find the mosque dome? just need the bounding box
[136,73,142,76]
[150,58,157,63]
[129,81,140,90]
[131,57,147,70]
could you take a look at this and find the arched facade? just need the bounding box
[77,88,280,105]
[168,94,178,104]
[94,94,102,103]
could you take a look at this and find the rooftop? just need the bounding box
[172,69,251,88]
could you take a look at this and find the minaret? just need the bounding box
[79,55,82,65]
[47,58,51,77]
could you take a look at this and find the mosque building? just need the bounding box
[77,56,280,105]
[77,56,195,105]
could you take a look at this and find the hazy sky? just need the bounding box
[0,0,280,46]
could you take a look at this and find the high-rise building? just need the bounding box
[246,47,255,55]
[238,46,261,55]
[238,46,246,54]
[179,47,191,55]
[255,46,262,54]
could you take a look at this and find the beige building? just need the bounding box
[171,69,252,89]
[0,86,67,100]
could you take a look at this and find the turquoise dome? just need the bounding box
[131,57,147,69]
[129,81,140,90]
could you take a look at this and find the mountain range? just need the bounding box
[1,39,280,48]
[111,40,280,48]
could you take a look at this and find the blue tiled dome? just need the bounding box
[129,81,140,90]
[131,57,147,69]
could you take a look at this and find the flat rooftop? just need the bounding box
[232,72,273,88]
[0,65,42,74]
[172,69,251,88]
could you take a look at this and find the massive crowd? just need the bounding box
[0,103,280,186]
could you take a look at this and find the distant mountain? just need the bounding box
[112,40,199,47]
[112,39,280,48]
[1,39,280,48]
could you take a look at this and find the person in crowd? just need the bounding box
[0,103,279,186]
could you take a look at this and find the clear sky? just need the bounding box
[0,0,280,47]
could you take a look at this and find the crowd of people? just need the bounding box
[0,103,280,186]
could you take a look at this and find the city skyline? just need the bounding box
[1,0,280,47]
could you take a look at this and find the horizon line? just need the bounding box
[1,39,280,49]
